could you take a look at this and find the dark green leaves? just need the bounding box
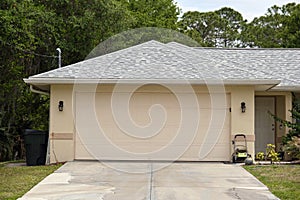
[0,0,180,161]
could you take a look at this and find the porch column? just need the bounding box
[230,86,255,159]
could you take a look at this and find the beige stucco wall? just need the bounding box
[48,84,292,163]
[226,86,255,158]
[49,84,74,163]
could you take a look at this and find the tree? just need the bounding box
[283,3,300,47]
[178,8,245,47]
[241,3,300,48]
[0,0,140,161]
[0,0,181,161]
[214,7,245,47]
[86,0,182,57]
[0,0,57,161]
[179,3,300,48]
[178,11,220,46]
[125,0,179,29]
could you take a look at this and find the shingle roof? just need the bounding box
[28,40,300,89]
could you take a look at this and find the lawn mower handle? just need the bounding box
[234,134,246,138]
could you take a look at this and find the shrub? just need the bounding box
[256,152,265,161]
[270,100,300,145]
[0,128,13,161]
[266,144,279,164]
[283,136,300,160]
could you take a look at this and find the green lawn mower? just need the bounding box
[232,134,250,163]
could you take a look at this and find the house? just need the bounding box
[24,40,300,163]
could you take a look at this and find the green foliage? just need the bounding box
[0,0,180,162]
[283,136,300,160]
[256,152,265,161]
[179,3,300,48]
[270,97,300,161]
[178,8,246,47]
[126,0,179,29]
[256,144,280,163]
[266,144,280,164]
[87,27,199,58]
[241,3,300,48]
[271,100,300,145]
[0,129,14,161]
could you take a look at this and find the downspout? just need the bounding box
[30,85,50,95]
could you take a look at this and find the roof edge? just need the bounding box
[194,47,300,50]
[270,85,300,92]
[24,78,281,85]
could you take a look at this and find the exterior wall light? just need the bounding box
[58,101,64,111]
[241,102,246,113]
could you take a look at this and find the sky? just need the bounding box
[175,0,300,21]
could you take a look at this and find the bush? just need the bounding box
[283,136,300,160]
[270,99,300,145]
[270,96,300,161]
[266,144,279,163]
[0,128,13,161]
[256,152,265,161]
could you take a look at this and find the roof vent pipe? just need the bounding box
[56,48,61,68]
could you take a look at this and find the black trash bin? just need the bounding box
[24,129,48,166]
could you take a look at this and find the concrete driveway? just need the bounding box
[19,161,278,200]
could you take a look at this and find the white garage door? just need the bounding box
[74,86,230,161]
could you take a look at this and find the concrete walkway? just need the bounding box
[19,161,279,200]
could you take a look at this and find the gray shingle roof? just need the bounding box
[29,40,300,88]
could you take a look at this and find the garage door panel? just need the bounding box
[197,119,230,128]
[193,129,229,144]
[197,94,229,109]
[130,110,152,126]
[97,111,114,123]
[75,143,93,159]
[112,126,179,144]
[146,126,179,143]
[199,145,231,161]
[130,93,153,106]
[151,93,179,108]
[75,90,230,161]
[132,108,181,125]
[198,109,228,122]
[96,94,112,110]
[76,132,113,145]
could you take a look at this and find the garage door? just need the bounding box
[75,85,230,161]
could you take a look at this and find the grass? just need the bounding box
[1,162,298,200]
[244,165,300,200]
[0,161,62,200]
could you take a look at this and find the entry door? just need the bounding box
[255,97,275,153]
